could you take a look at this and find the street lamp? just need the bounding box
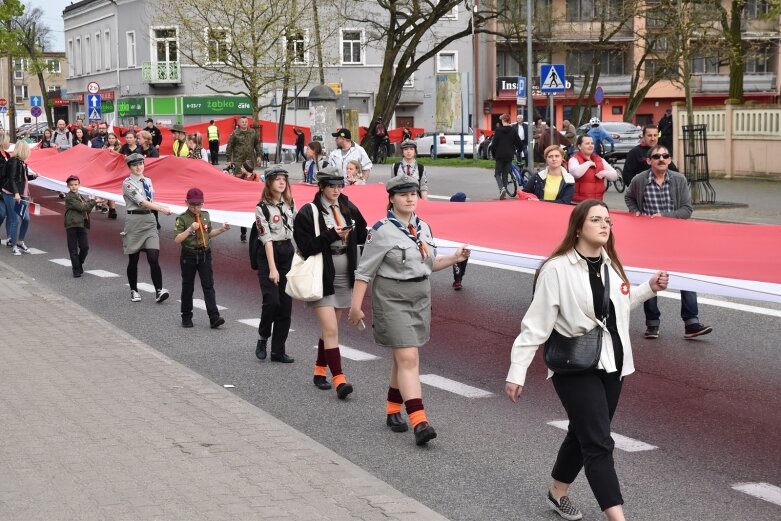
[469,0,479,157]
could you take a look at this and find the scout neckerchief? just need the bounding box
[399,160,417,179]
[276,201,292,233]
[137,175,153,202]
[387,210,429,259]
[330,202,346,244]
[193,210,207,248]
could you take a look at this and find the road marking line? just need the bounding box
[176,299,227,311]
[236,318,294,332]
[419,374,493,398]
[223,384,235,388]
[49,258,72,267]
[428,195,461,201]
[547,421,657,452]
[732,482,781,507]
[135,282,157,293]
[658,291,781,318]
[312,344,379,361]
[84,269,119,278]
[469,259,536,275]
[25,248,47,255]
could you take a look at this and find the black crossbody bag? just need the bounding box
[543,263,609,374]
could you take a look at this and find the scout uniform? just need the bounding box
[391,140,429,194]
[174,187,224,328]
[254,167,296,362]
[63,175,97,277]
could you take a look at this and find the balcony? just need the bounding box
[570,75,632,96]
[142,62,181,84]
[398,89,424,106]
[550,21,634,42]
[698,74,777,93]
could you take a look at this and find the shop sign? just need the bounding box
[183,96,253,115]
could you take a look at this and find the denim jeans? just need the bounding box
[644,291,699,327]
[3,193,29,246]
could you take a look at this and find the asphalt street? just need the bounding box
[5,165,780,521]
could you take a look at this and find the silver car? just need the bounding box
[576,122,642,156]
[414,132,475,158]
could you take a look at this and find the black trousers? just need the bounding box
[256,240,294,355]
[180,249,219,321]
[66,227,89,274]
[209,140,220,165]
[494,159,512,190]
[551,370,624,512]
[452,259,468,281]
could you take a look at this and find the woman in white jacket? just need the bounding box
[505,199,668,521]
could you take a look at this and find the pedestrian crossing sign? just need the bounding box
[88,108,101,121]
[540,64,566,94]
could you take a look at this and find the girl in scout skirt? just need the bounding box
[121,153,173,303]
[254,167,296,363]
[293,166,367,399]
[348,176,470,446]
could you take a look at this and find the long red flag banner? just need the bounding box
[28,147,781,304]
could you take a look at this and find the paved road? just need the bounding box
[3,171,780,520]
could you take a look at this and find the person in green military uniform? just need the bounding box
[226,116,262,171]
[174,187,231,329]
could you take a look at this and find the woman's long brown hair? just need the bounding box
[533,199,628,287]
[262,174,294,209]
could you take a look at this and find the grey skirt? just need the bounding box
[306,253,352,309]
[122,213,160,254]
[371,275,431,348]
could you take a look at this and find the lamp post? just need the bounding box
[471,0,478,157]
[525,0,534,171]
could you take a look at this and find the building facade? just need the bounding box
[0,52,67,129]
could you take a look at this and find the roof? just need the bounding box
[63,0,107,16]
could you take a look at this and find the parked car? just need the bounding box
[478,135,494,159]
[414,132,475,158]
[576,121,642,156]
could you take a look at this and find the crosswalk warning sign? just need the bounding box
[540,65,566,93]
[88,108,101,121]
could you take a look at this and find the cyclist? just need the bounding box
[370,116,389,163]
[489,113,524,200]
[586,117,615,157]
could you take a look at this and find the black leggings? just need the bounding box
[127,249,163,291]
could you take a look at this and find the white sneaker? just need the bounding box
[17,243,30,254]
[130,290,142,302]
[155,289,169,303]
[11,247,21,256]
[499,188,507,200]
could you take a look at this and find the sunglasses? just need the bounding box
[650,153,671,160]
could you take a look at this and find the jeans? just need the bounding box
[644,291,699,327]
[3,193,29,245]
[66,227,89,274]
[494,159,512,190]
[256,240,294,355]
[551,370,624,512]
[180,249,219,321]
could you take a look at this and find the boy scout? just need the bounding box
[174,187,230,328]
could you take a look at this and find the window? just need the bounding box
[436,51,457,72]
[285,31,308,65]
[75,37,81,75]
[206,28,229,64]
[744,0,770,19]
[647,34,671,52]
[126,31,136,67]
[340,29,363,64]
[442,6,458,20]
[13,58,26,79]
[153,27,179,63]
[744,49,770,73]
[67,40,74,76]
[95,32,102,70]
[14,85,28,101]
[46,59,61,73]
[496,50,521,76]
[403,73,415,88]
[566,49,626,75]
[84,35,91,73]
[691,55,719,74]
[104,30,111,69]
[48,84,59,92]
[646,59,678,80]
[294,97,309,110]
[567,0,622,22]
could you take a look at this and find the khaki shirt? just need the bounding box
[320,196,349,249]
[174,210,212,250]
[122,175,153,211]
[354,216,437,282]
[255,200,295,245]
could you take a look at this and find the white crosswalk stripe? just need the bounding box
[49,258,72,267]
[176,299,227,311]
[547,420,658,452]
[419,374,493,398]
[84,270,119,278]
[312,344,380,361]
[236,318,294,332]
[732,482,781,507]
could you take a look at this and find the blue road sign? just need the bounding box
[516,76,526,98]
[30,106,42,118]
[0,106,7,113]
[88,107,102,121]
[30,95,42,107]
[88,94,101,109]
[540,64,566,94]
[594,86,605,104]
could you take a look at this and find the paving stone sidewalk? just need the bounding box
[0,261,448,521]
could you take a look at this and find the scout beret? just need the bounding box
[316,166,345,186]
[125,153,145,166]
[386,175,419,194]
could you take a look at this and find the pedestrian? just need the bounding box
[369,116,388,163]
[89,122,108,149]
[348,176,470,445]
[624,145,713,340]
[0,133,11,241]
[137,130,160,158]
[562,119,577,155]
[72,128,88,148]
[490,113,524,200]
[39,129,54,149]
[294,128,306,162]
[206,119,220,165]
[523,145,575,204]
[657,108,673,154]
[2,140,37,255]
[144,118,163,149]
[512,114,529,165]
[292,166,367,397]
[51,120,72,151]
[391,140,429,199]
[226,116,262,171]
[104,132,121,152]
[302,141,328,184]
[121,153,173,303]
[119,130,143,156]
[173,187,229,328]
[236,160,261,243]
[345,159,364,185]
[63,175,102,277]
[568,135,619,203]
[252,166,296,363]
[505,199,669,521]
[622,125,678,186]
[449,192,468,290]
[327,128,372,182]
[186,133,208,161]
[171,124,190,157]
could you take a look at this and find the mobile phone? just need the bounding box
[357,319,366,331]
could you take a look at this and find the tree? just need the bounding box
[14,6,55,127]
[335,0,495,152]
[0,0,24,140]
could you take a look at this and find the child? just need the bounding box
[173,187,230,328]
[346,159,364,185]
[450,192,468,290]
[63,175,102,277]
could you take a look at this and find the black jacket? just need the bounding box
[489,124,523,161]
[623,144,678,185]
[3,157,34,196]
[293,193,367,297]
[511,122,528,148]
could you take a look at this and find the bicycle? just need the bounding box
[505,159,531,198]
[602,152,626,193]
[375,138,389,164]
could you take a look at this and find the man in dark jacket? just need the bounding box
[489,113,523,200]
[511,114,528,165]
[623,124,678,185]
[144,118,163,149]
[657,108,673,153]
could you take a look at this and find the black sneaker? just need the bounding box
[684,323,713,339]
[644,326,659,339]
[182,318,194,328]
[255,338,267,360]
[547,491,583,521]
[209,316,225,329]
[336,382,353,400]
[155,289,169,303]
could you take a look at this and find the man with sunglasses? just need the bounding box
[624,145,712,340]
[622,124,678,186]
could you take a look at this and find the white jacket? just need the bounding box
[506,249,655,386]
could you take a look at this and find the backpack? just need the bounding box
[248,202,270,270]
[375,123,386,138]
[392,161,425,184]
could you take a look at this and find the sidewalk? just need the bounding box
[0,261,448,521]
